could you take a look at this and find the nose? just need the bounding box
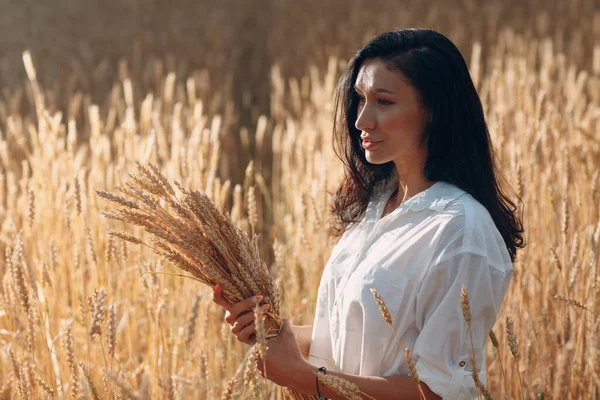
[355,102,376,132]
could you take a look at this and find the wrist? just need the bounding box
[288,361,318,394]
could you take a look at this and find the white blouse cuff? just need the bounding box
[415,356,483,400]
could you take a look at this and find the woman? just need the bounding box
[213,28,524,399]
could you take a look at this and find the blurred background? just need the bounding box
[1,0,597,167]
[1,0,598,185]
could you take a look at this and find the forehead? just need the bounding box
[355,58,409,91]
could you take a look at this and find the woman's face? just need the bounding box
[354,58,430,167]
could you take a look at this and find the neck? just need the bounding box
[393,160,434,203]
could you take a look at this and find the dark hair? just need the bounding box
[330,28,524,261]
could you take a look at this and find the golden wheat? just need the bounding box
[0,6,598,399]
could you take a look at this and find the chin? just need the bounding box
[365,154,389,165]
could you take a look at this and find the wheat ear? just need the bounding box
[79,363,100,400]
[489,330,508,396]
[315,372,368,400]
[370,288,426,400]
[63,324,78,399]
[253,303,269,399]
[461,286,490,400]
[220,376,238,400]
[505,317,525,400]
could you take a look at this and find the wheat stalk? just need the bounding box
[184,292,202,347]
[106,304,117,360]
[370,288,426,400]
[97,162,283,334]
[315,372,364,400]
[63,323,78,399]
[79,363,100,400]
[461,285,491,400]
[35,374,56,398]
[489,330,508,396]
[505,317,525,400]
[89,288,106,338]
[220,376,238,400]
[553,294,588,311]
[108,371,141,400]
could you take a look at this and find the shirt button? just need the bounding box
[458,361,466,367]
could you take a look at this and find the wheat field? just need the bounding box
[0,1,599,399]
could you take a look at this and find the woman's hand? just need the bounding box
[257,319,310,388]
[211,284,271,345]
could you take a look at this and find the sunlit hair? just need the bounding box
[330,28,524,261]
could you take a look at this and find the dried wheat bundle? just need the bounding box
[96,161,282,335]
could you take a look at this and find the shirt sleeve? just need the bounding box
[307,266,338,371]
[412,251,512,399]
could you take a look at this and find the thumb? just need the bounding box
[211,284,232,310]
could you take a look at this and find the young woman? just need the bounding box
[213,28,524,399]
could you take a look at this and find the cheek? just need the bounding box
[381,107,426,141]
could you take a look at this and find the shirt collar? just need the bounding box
[367,171,467,221]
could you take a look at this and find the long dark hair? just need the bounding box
[330,28,524,261]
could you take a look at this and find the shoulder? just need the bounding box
[431,184,512,272]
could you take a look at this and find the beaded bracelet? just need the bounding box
[316,366,327,400]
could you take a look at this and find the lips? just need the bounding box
[362,139,382,150]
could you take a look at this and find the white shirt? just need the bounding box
[308,171,513,399]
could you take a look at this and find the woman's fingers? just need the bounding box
[211,284,232,311]
[231,304,270,335]
[215,289,271,346]
[231,311,256,335]
[225,295,264,325]
[237,321,257,344]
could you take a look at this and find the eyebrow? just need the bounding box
[353,85,395,95]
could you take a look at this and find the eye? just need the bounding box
[357,96,366,110]
[356,93,393,107]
